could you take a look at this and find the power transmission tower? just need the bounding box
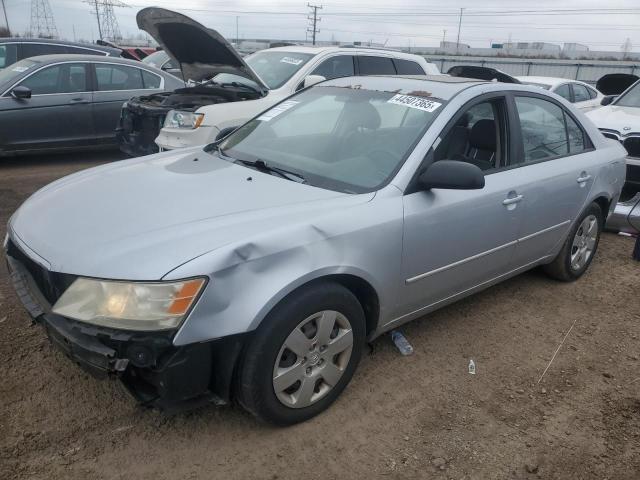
[84,0,129,42]
[30,0,58,39]
[307,3,322,46]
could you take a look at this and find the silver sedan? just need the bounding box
[4,75,626,425]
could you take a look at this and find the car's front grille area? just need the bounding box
[599,129,640,158]
[623,137,640,158]
[5,239,76,305]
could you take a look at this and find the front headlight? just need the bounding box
[52,277,206,331]
[163,110,205,129]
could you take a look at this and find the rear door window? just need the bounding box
[0,44,18,68]
[357,56,396,75]
[141,69,162,89]
[572,83,591,103]
[393,58,425,75]
[514,96,571,162]
[554,84,571,101]
[311,55,355,80]
[95,64,144,91]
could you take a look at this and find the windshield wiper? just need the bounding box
[236,159,306,183]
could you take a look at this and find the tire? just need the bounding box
[237,281,366,425]
[543,202,603,281]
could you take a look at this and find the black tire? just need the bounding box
[543,202,603,281]
[237,281,366,425]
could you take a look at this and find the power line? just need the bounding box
[307,3,322,46]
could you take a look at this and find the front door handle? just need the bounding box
[576,173,592,183]
[502,194,524,206]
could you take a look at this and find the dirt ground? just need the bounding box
[1,151,639,480]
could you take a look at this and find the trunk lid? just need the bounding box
[136,7,268,90]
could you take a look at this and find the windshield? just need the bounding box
[0,59,38,88]
[217,86,443,193]
[615,80,640,108]
[142,50,169,68]
[245,51,314,89]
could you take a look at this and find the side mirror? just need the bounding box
[418,160,485,191]
[303,74,326,88]
[601,95,616,106]
[11,86,32,100]
[215,125,239,141]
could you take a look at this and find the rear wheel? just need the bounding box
[237,282,366,425]
[544,202,603,281]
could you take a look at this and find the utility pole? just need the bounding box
[1,0,9,33]
[307,3,322,46]
[235,16,239,45]
[442,29,446,44]
[455,7,464,54]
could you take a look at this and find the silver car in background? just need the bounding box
[4,75,626,425]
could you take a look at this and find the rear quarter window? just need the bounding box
[394,59,425,75]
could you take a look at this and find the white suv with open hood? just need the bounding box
[116,7,439,156]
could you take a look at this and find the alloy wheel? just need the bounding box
[570,214,598,271]
[272,310,353,409]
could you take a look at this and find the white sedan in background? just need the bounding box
[517,76,603,112]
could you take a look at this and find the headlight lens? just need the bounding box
[52,277,206,331]
[163,110,205,129]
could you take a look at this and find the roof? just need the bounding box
[320,75,485,101]
[17,54,155,67]
[263,45,428,60]
[517,76,587,87]
[0,37,120,55]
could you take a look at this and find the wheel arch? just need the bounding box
[250,270,382,339]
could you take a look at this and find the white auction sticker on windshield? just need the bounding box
[12,66,29,73]
[387,94,442,112]
[280,57,303,66]
[257,100,299,121]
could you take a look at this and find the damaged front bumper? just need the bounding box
[5,237,246,412]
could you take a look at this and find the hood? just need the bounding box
[10,148,371,280]
[596,74,639,96]
[136,7,268,89]
[585,104,640,133]
[448,65,520,84]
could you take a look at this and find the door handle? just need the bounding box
[576,174,592,183]
[502,194,524,206]
[69,98,88,105]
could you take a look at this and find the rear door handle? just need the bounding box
[502,194,524,206]
[576,174,592,183]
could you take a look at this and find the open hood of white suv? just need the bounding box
[136,7,268,90]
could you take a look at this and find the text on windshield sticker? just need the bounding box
[12,66,29,73]
[257,100,299,121]
[387,94,442,112]
[280,57,303,66]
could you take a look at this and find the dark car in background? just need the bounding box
[0,38,122,70]
[0,54,183,156]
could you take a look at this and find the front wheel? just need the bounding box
[543,202,603,281]
[237,282,366,425]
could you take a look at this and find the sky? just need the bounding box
[2,0,640,52]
